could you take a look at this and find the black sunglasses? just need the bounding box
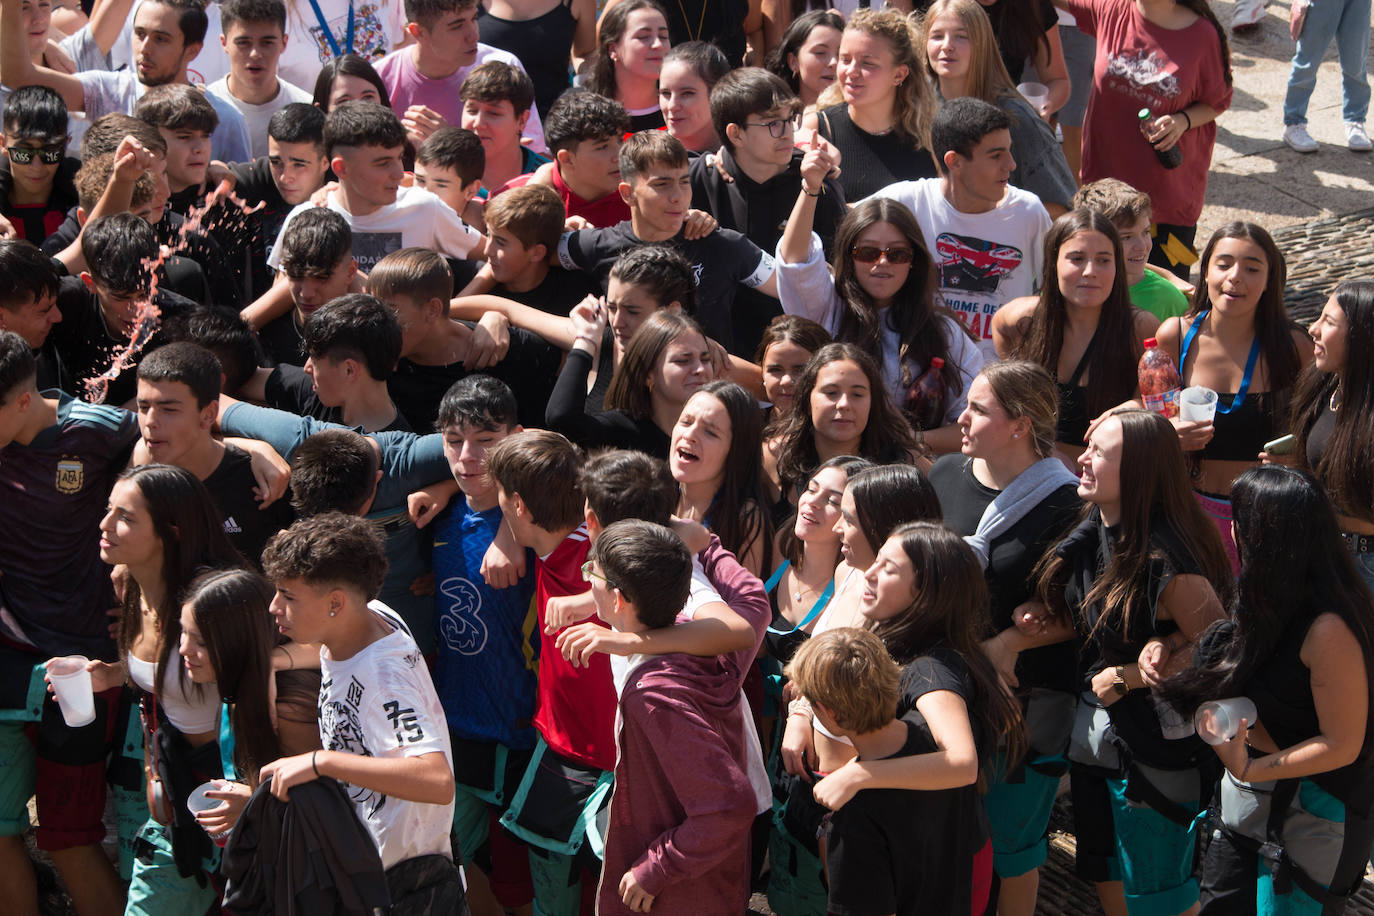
[6,145,64,165]
[850,245,915,265]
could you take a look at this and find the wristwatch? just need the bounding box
[1111,665,1130,698]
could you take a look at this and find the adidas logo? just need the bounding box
[223,516,243,534]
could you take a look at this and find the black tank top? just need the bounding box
[1055,334,1096,446]
[477,0,576,120]
[816,104,939,200]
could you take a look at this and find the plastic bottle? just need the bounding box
[1138,108,1183,169]
[1138,338,1182,418]
[906,357,946,430]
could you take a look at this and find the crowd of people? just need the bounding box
[0,0,1371,913]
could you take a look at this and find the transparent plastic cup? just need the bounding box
[47,656,95,727]
[1017,81,1049,115]
[187,780,231,847]
[1180,386,1219,423]
[1194,697,1258,746]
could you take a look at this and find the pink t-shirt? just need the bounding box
[375,43,547,154]
[1067,0,1232,226]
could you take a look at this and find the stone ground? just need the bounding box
[23,3,1374,914]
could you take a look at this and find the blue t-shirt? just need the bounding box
[431,501,539,749]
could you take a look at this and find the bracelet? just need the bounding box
[1180,109,1193,131]
[311,750,320,778]
[801,184,822,197]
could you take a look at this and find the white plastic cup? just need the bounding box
[1194,697,1258,746]
[47,656,95,728]
[187,780,231,846]
[1017,81,1050,115]
[1180,385,1219,422]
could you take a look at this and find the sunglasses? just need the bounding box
[580,560,614,589]
[6,144,64,165]
[850,245,915,265]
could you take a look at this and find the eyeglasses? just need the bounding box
[6,144,64,165]
[743,113,801,139]
[580,560,614,589]
[850,245,915,265]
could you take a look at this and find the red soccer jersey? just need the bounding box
[532,524,618,770]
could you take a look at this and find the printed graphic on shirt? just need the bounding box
[307,3,391,64]
[1104,50,1180,102]
[934,232,1023,343]
[223,516,242,534]
[438,576,488,656]
[56,456,85,494]
[321,673,387,818]
[352,231,405,273]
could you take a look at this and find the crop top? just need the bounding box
[1180,310,1280,462]
[127,653,222,735]
[1055,336,1096,445]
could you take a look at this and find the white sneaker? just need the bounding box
[1346,122,1373,151]
[1283,123,1318,153]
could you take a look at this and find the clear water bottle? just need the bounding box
[1139,108,1183,169]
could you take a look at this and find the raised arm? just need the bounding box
[450,293,591,351]
[0,0,85,111]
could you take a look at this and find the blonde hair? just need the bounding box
[916,0,1017,107]
[366,247,454,315]
[978,360,1059,460]
[821,9,935,149]
[785,627,900,734]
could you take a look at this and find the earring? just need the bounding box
[1012,433,1020,439]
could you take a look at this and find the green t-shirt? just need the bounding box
[1130,269,1190,322]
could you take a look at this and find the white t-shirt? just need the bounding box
[277,0,408,91]
[864,178,1051,359]
[269,184,483,272]
[319,600,454,869]
[206,77,314,160]
[75,69,253,163]
[127,652,222,735]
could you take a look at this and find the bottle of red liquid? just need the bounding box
[1138,338,1181,418]
[1138,108,1183,169]
[907,357,946,430]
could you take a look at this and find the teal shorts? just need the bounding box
[1106,768,1203,916]
[124,818,219,916]
[765,811,827,916]
[0,720,35,837]
[984,752,1063,878]
[1257,779,1346,916]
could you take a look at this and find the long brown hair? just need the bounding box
[183,569,281,783]
[1036,410,1234,637]
[1292,280,1374,520]
[588,0,670,100]
[876,522,1026,776]
[1011,210,1142,421]
[604,310,707,421]
[917,0,1019,106]
[777,455,874,568]
[115,465,245,696]
[687,381,773,573]
[1177,0,1233,87]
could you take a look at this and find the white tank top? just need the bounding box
[127,654,222,735]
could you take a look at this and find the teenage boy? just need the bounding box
[786,627,988,916]
[528,88,630,226]
[0,86,79,247]
[427,375,538,916]
[134,340,294,560]
[485,184,595,315]
[133,83,215,209]
[0,240,63,374]
[460,62,549,195]
[1073,178,1190,322]
[259,512,464,910]
[414,126,484,219]
[0,0,252,162]
[369,246,559,431]
[589,520,758,916]
[241,293,413,432]
[693,67,846,355]
[206,0,313,159]
[0,330,138,916]
[49,212,197,405]
[866,97,1050,358]
[375,0,547,154]
[227,103,331,301]
[268,101,484,274]
[257,205,357,367]
[558,130,779,356]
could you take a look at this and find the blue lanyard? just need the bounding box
[1179,309,1261,416]
[763,561,835,636]
[308,0,355,57]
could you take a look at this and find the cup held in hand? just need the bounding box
[188,780,231,846]
[47,656,95,728]
[1194,697,1258,746]
[1180,385,1219,422]
[1016,81,1050,115]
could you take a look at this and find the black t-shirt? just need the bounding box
[386,326,560,432]
[264,364,413,432]
[49,275,197,405]
[257,310,307,367]
[0,156,79,247]
[230,157,295,302]
[201,443,296,567]
[155,210,244,308]
[493,266,598,317]
[928,454,1081,693]
[166,185,253,308]
[827,650,988,916]
[816,105,940,201]
[545,347,670,457]
[558,221,776,355]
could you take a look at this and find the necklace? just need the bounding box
[789,566,819,604]
[673,0,709,42]
[1331,383,1342,412]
